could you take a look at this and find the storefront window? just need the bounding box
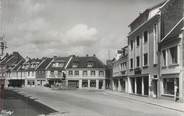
[82,80,88,87]
[90,80,96,87]
[163,78,174,95]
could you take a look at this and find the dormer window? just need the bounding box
[58,62,64,67]
[72,62,78,68]
[87,62,94,68]
[52,63,56,67]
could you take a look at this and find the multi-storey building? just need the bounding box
[127,2,164,98]
[112,46,128,92]
[159,0,184,101]
[1,52,24,87]
[46,56,71,86]
[36,57,53,86]
[66,55,106,89]
[20,58,42,87]
[7,58,25,87]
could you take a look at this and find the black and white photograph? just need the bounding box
[0,0,184,115]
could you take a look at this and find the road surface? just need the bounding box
[12,87,184,116]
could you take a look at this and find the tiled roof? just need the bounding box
[161,18,184,44]
[21,58,43,71]
[129,0,166,27]
[46,57,70,71]
[12,60,25,71]
[0,52,24,71]
[36,58,53,71]
[67,56,105,69]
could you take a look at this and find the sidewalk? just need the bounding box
[104,90,184,113]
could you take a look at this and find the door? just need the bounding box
[152,80,157,97]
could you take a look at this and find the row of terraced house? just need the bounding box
[0,0,184,102]
[111,0,184,102]
[0,52,106,89]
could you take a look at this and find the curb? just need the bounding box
[104,91,184,113]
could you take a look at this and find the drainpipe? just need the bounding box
[157,12,162,99]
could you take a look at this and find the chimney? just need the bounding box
[53,56,57,60]
[86,54,88,57]
[93,54,96,57]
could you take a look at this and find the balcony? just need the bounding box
[49,74,63,78]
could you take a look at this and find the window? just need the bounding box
[136,36,140,46]
[72,63,78,68]
[153,24,158,64]
[87,62,94,67]
[74,70,79,76]
[169,46,178,64]
[58,63,64,67]
[90,80,96,87]
[136,56,140,67]
[58,71,62,76]
[163,78,175,95]
[144,31,148,43]
[28,71,30,76]
[83,70,88,76]
[68,70,73,76]
[130,40,133,50]
[130,58,133,69]
[99,71,104,76]
[50,71,54,75]
[52,63,56,67]
[120,63,123,70]
[124,62,127,69]
[144,53,148,66]
[32,71,34,76]
[162,50,166,66]
[82,80,88,87]
[91,70,95,76]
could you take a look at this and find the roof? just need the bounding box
[161,17,184,43]
[21,58,43,71]
[46,57,70,71]
[36,58,53,71]
[0,52,25,72]
[128,14,160,37]
[12,59,25,71]
[128,0,166,29]
[67,56,105,69]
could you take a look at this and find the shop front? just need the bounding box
[68,80,79,88]
[128,76,149,96]
[161,74,179,98]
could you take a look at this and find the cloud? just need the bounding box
[4,0,162,62]
[65,24,97,43]
[8,16,99,58]
[21,0,44,15]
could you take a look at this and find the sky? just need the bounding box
[1,0,163,62]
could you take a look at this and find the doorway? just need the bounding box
[152,80,157,97]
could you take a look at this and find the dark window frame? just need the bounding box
[144,31,148,43]
[136,56,140,67]
[136,36,140,47]
[144,53,148,66]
